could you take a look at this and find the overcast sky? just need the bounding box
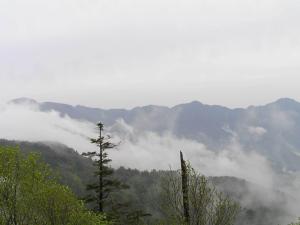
[1,0,300,109]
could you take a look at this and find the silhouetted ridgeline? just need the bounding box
[10,97,300,171]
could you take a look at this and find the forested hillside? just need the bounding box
[0,139,294,225]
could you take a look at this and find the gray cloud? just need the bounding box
[1,0,300,108]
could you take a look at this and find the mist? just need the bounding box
[1,101,300,224]
[0,102,274,186]
[0,102,95,152]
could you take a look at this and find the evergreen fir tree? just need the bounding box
[83,122,150,224]
[83,122,125,213]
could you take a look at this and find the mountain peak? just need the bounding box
[189,100,203,105]
[275,98,298,104]
[9,98,38,105]
[270,98,299,108]
[173,100,203,108]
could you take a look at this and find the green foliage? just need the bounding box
[82,123,151,224]
[288,218,300,225]
[0,139,95,197]
[0,145,109,225]
[83,122,126,214]
[159,164,240,225]
[1,140,285,225]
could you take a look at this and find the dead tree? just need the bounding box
[180,151,190,225]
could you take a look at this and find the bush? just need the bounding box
[0,146,109,225]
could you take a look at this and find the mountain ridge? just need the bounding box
[12,97,300,111]
[9,97,300,171]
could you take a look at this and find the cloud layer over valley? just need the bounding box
[0,101,275,187]
[2,99,300,224]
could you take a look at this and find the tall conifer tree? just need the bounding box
[83,122,124,213]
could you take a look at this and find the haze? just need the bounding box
[1,0,300,108]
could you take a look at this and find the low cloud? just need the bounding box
[1,102,300,224]
[248,126,267,136]
[0,102,275,187]
[0,102,95,152]
[110,119,274,188]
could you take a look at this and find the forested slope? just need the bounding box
[0,139,293,225]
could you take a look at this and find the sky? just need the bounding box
[1,0,300,109]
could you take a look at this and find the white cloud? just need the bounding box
[248,126,267,136]
[109,119,274,188]
[0,103,275,188]
[0,103,95,152]
[1,103,300,223]
[1,0,300,108]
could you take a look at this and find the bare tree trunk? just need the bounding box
[180,151,190,225]
[99,125,103,212]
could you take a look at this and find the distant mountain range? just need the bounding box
[10,97,300,171]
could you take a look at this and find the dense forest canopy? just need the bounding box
[0,145,109,225]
